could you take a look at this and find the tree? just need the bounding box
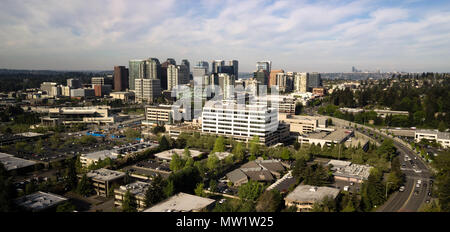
[144,174,167,207]
[209,179,218,192]
[122,190,137,212]
[169,153,185,172]
[232,142,245,162]
[206,153,220,172]
[194,183,206,197]
[212,136,226,153]
[341,198,356,212]
[280,148,291,160]
[159,136,170,151]
[64,158,78,191]
[238,181,264,201]
[311,195,337,212]
[255,190,283,212]
[438,121,447,132]
[56,201,76,212]
[76,174,93,197]
[249,136,260,156]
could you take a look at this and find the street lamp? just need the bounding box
[386,182,393,199]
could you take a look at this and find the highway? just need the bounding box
[328,116,433,212]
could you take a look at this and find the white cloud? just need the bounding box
[0,0,449,72]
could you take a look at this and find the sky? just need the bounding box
[1,0,450,72]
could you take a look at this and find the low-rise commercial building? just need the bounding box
[80,150,119,168]
[226,159,286,186]
[326,160,372,183]
[143,105,183,125]
[109,91,135,103]
[279,114,328,135]
[14,191,68,212]
[143,192,215,212]
[298,129,354,147]
[284,185,340,212]
[114,181,150,211]
[84,168,126,197]
[154,148,203,161]
[415,130,450,148]
[41,106,114,126]
[0,152,36,173]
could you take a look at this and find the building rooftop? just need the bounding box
[116,181,150,198]
[333,163,372,180]
[0,152,36,171]
[213,152,233,160]
[302,129,353,142]
[86,168,126,182]
[226,168,248,184]
[81,150,118,161]
[327,160,352,170]
[14,191,67,212]
[14,132,44,137]
[154,149,203,161]
[416,130,450,140]
[285,185,340,203]
[143,192,215,212]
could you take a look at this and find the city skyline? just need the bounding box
[1,0,450,72]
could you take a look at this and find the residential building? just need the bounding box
[253,69,269,85]
[84,168,126,197]
[284,185,340,212]
[143,192,215,212]
[114,66,129,91]
[226,159,286,186]
[14,192,68,212]
[308,72,322,89]
[294,72,308,93]
[114,181,150,211]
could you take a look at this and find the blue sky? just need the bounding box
[1,0,450,72]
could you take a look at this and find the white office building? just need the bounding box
[201,100,280,145]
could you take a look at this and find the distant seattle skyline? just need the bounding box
[1,0,450,72]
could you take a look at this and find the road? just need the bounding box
[328,116,432,212]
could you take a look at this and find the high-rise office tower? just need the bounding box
[135,78,161,103]
[212,60,225,74]
[167,64,190,91]
[294,72,308,93]
[218,73,235,100]
[256,61,272,74]
[67,79,82,89]
[166,58,176,65]
[193,61,209,86]
[307,72,322,89]
[227,60,239,79]
[253,69,269,85]
[114,66,129,91]
[181,59,190,73]
[145,58,161,80]
[269,70,284,88]
[129,59,146,90]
